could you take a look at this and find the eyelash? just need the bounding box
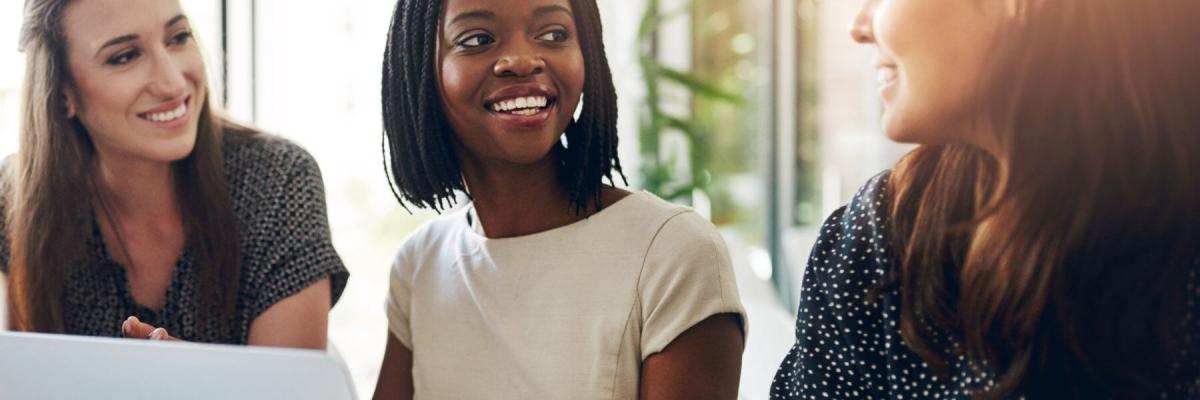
[454,28,572,50]
[105,30,194,66]
[457,33,496,48]
[537,29,570,42]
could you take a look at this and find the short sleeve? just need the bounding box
[243,143,349,321]
[385,248,414,349]
[638,210,746,359]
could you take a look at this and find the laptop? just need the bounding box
[0,331,357,400]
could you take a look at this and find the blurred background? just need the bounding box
[0,0,910,397]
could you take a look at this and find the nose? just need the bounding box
[146,49,188,99]
[849,0,877,44]
[494,54,546,78]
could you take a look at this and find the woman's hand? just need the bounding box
[121,316,179,341]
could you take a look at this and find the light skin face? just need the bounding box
[851,0,1007,146]
[437,0,585,169]
[62,0,205,165]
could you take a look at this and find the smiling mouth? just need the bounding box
[486,95,557,116]
[138,96,190,123]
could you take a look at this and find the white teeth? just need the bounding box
[877,68,898,86]
[490,96,550,113]
[145,103,187,122]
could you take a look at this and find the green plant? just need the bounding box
[636,0,743,202]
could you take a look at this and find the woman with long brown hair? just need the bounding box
[771,0,1198,398]
[1,0,348,347]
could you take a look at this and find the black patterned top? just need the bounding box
[770,171,1199,399]
[0,134,349,344]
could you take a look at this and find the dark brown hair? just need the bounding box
[886,0,1200,398]
[7,0,246,334]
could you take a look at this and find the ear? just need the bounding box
[62,86,78,118]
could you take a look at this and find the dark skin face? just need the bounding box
[437,0,585,168]
[372,4,742,399]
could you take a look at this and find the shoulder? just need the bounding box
[390,207,473,276]
[806,170,894,286]
[223,132,321,179]
[222,132,327,216]
[602,192,726,258]
[0,154,12,202]
[825,170,892,252]
[648,209,726,258]
[843,170,892,235]
[635,193,734,286]
[0,156,10,271]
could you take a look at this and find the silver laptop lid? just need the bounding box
[0,332,356,400]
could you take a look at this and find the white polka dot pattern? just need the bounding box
[770,171,1200,399]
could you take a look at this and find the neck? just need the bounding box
[459,151,581,239]
[93,151,179,220]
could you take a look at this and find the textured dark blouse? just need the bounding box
[770,171,1198,399]
[0,135,349,344]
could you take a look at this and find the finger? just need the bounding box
[149,328,177,341]
[122,316,157,339]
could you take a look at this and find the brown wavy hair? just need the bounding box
[885,0,1200,398]
[6,0,247,334]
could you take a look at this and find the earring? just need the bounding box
[64,95,76,119]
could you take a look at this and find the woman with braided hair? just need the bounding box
[372,0,746,398]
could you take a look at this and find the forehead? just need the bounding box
[442,0,575,24]
[61,0,185,50]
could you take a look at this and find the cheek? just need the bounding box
[553,50,586,113]
[72,72,139,123]
[182,50,208,90]
[438,58,479,110]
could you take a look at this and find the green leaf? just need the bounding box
[658,66,743,104]
[637,0,661,40]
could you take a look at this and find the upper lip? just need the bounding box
[139,96,189,115]
[483,83,557,109]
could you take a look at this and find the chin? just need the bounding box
[881,104,941,145]
[495,141,560,165]
[151,133,200,163]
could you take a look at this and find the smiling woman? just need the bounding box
[2,0,348,349]
[372,0,746,398]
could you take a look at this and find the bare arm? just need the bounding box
[122,278,332,349]
[372,332,414,400]
[246,277,331,350]
[640,313,745,400]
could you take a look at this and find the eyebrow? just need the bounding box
[532,5,573,18]
[94,14,189,58]
[447,4,574,27]
[448,10,495,26]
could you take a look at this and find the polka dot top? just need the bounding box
[770,171,1200,399]
[0,134,349,344]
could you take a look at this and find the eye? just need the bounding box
[458,33,496,48]
[536,29,570,42]
[107,49,141,66]
[168,30,193,46]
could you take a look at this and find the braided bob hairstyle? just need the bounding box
[381,0,625,214]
